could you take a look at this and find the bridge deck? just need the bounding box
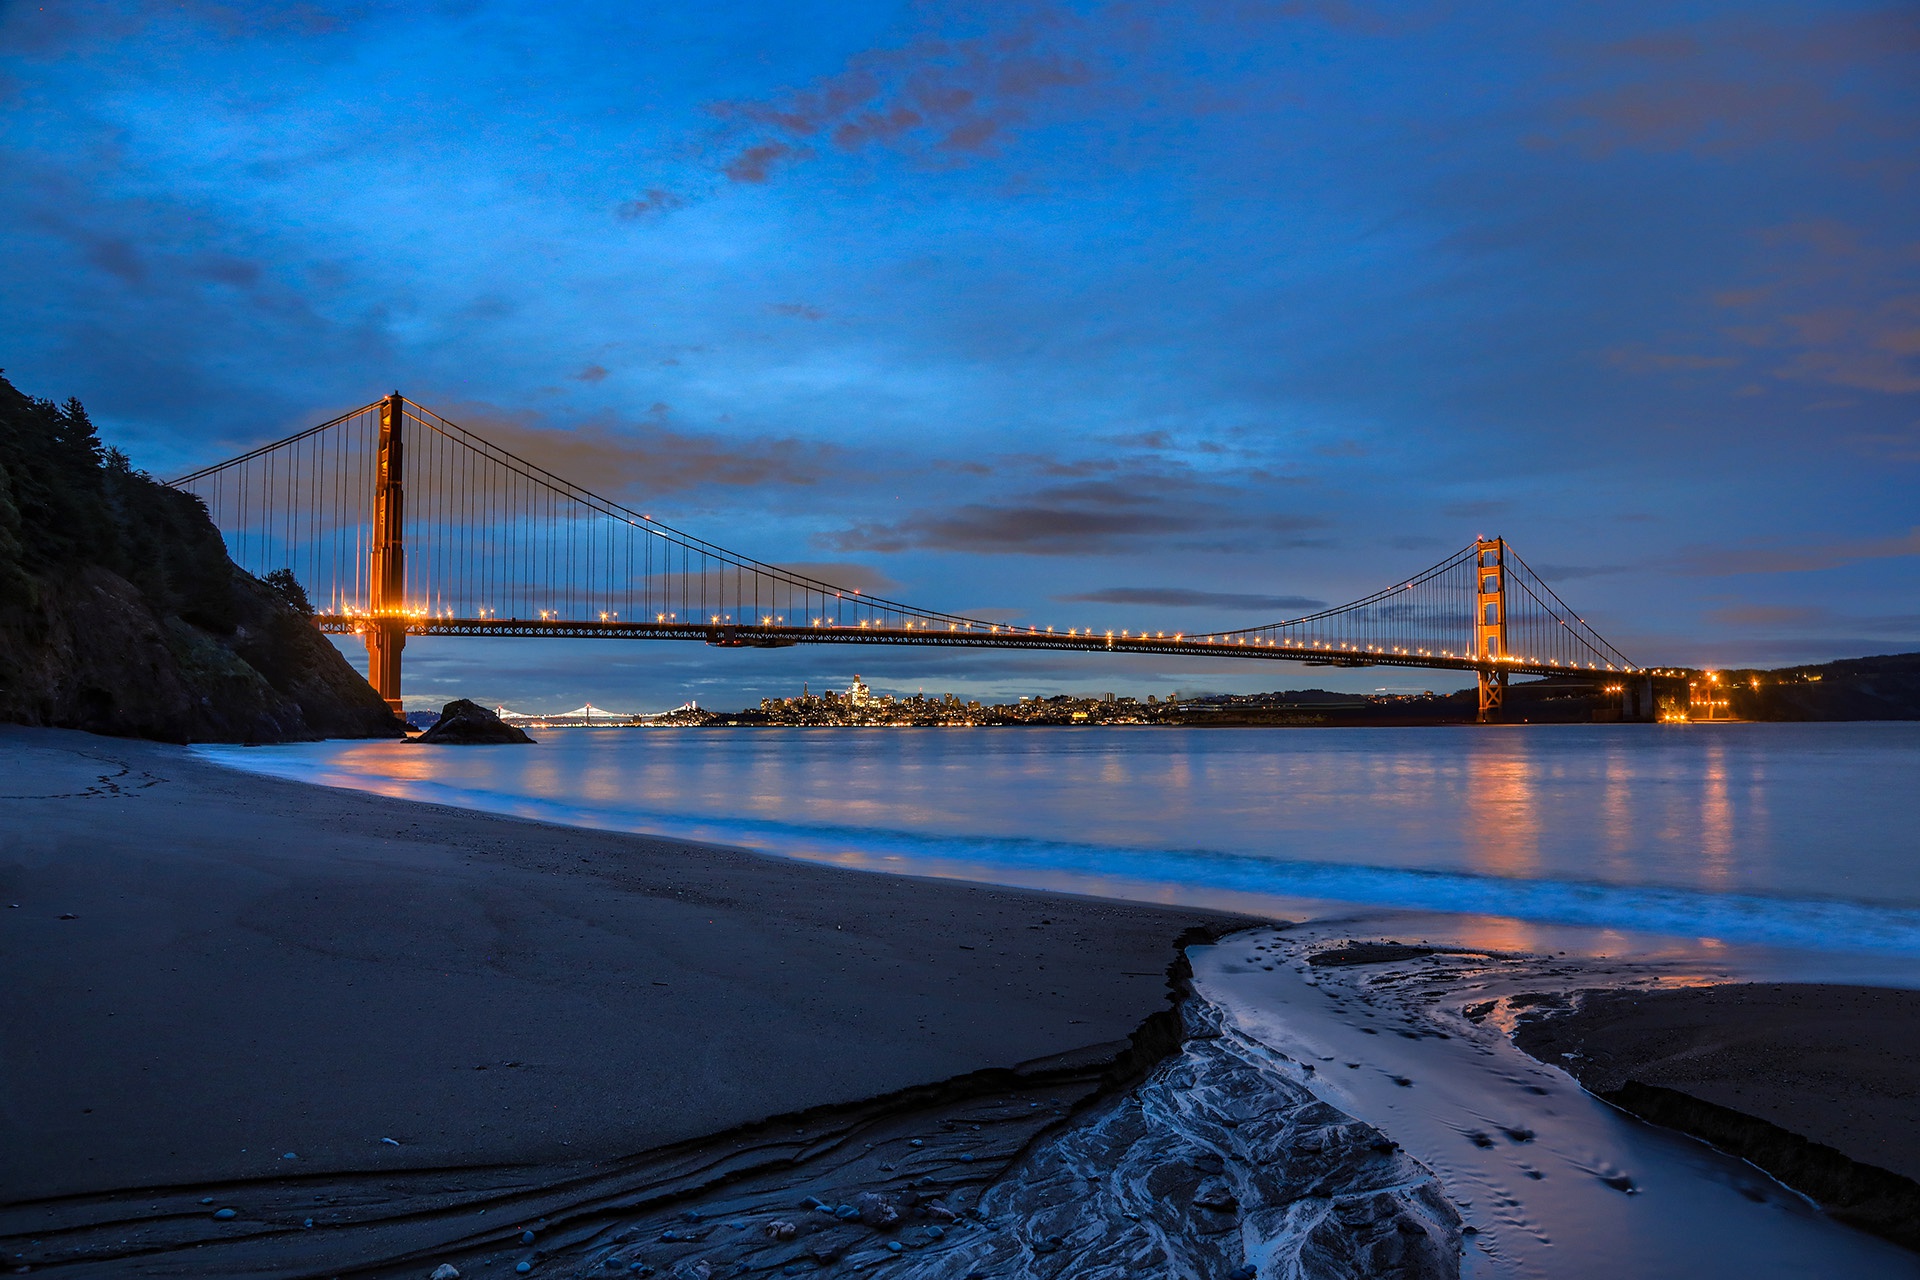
[313,615,1646,682]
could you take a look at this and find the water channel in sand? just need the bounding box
[1194,922,1920,1279]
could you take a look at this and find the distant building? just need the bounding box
[847,674,871,705]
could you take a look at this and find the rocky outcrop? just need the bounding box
[0,564,403,744]
[415,699,534,744]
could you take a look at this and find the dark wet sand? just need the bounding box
[1512,983,1920,1184]
[0,726,1243,1204]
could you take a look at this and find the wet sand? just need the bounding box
[0,726,1241,1207]
[1511,983,1920,1183]
[1511,982,1920,1250]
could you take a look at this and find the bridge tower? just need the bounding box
[1473,536,1508,722]
[366,392,407,715]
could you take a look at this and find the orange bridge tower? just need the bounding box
[366,391,407,715]
[1474,537,1508,722]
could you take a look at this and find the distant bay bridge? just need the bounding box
[170,394,1663,721]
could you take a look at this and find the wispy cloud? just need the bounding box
[617,188,687,219]
[824,502,1196,556]
[1546,10,1920,156]
[820,468,1329,557]
[774,561,904,597]
[1676,527,1920,575]
[1057,587,1326,612]
[1704,604,1824,628]
[429,401,843,499]
[709,10,1095,182]
[1534,562,1629,582]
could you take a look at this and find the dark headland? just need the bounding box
[0,374,402,743]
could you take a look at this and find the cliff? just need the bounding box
[0,374,404,743]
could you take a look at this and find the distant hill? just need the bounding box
[1714,653,1920,721]
[0,373,403,743]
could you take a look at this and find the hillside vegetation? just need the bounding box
[0,373,402,742]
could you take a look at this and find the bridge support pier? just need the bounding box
[366,620,406,716]
[1477,668,1507,722]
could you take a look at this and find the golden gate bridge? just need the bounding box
[170,394,1658,722]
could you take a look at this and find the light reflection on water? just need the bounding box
[199,722,1920,955]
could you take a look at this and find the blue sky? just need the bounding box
[3,0,1916,711]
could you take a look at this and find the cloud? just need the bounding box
[709,11,1095,182]
[572,363,609,383]
[1,0,364,52]
[1533,562,1629,582]
[1703,223,1920,395]
[722,141,812,184]
[771,302,824,320]
[1676,526,1920,575]
[1440,499,1511,520]
[617,188,687,219]
[427,401,843,499]
[773,561,904,597]
[1704,604,1824,628]
[1058,587,1327,612]
[824,500,1325,556]
[824,503,1195,555]
[1547,10,1920,156]
[1706,603,1920,633]
[1605,345,1739,372]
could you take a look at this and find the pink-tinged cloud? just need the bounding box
[1704,604,1825,628]
[1706,223,1920,394]
[1546,9,1920,156]
[423,400,843,498]
[771,302,824,320]
[711,13,1095,182]
[1606,345,1740,373]
[572,364,608,382]
[773,561,904,597]
[617,188,687,219]
[723,141,810,183]
[1677,527,1920,575]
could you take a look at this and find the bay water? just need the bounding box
[202,722,1920,961]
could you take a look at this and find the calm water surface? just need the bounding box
[203,723,1920,956]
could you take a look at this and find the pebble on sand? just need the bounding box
[212,1208,237,1220]
[431,1266,461,1280]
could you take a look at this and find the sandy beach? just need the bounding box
[0,729,1241,1261]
